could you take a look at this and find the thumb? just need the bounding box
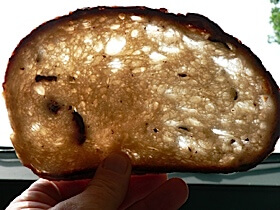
[52,153,131,210]
[83,152,132,209]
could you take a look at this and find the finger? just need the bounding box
[84,153,132,209]
[53,152,131,210]
[7,179,60,209]
[53,179,91,201]
[127,178,189,210]
[119,174,167,209]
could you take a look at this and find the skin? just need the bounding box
[6,153,189,210]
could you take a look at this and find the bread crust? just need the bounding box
[3,7,280,180]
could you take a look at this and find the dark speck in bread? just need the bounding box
[72,110,86,145]
[35,75,57,82]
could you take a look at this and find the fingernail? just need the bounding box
[102,153,129,174]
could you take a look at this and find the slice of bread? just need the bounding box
[3,7,280,180]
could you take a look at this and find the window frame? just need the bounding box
[1,148,280,186]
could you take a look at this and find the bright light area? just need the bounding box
[149,52,167,61]
[178,136,190,149]
[130,15,142,21]
[0,0,279,153]
[212,57,242,79]
[109,58,123,73]
[183,35,204,50]
[212,128,230,136]
[105,36,126,55]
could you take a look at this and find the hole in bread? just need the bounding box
[60,53,70,64]
[108,58,123,73]
[93,41,104,53]
[178,126,189,131]
[105,36,126,55]
[182,35,204,50]
[72,110,86,145]
[142,46,151,52]
[130,15,142,21]
[149,52,167,61]
[31,122,41,132]
[68,76,76,82]
[212,128,230,136]
[131,29,139,38]
[212,57,242,77]
[163,28,176,38]
[84,35,93,44]
[225,42,234,50]
[208,37,231,50]
[177,73,187,77]
[145,24,161,34]
[110,24,120,30]
[35,75,57,82]
[178,136,190,149]
[85,55,94,64]
[230,139,236,144]
[33,83,45,96]
[118,13,125,20]
[35,55,41,63]
[159,45,180,54]
[47,100,61,114]
[233,89,238,100]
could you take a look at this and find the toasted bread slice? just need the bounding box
[3,7,280,180]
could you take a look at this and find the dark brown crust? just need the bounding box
[3,6,280,180]
[29,158,275,181]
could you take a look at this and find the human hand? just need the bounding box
[6,153,189,210]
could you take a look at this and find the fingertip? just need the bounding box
[168,178,189,202]
[77,152,132,209]
[101,152,131,175]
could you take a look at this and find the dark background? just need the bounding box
[1,180,280,210]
